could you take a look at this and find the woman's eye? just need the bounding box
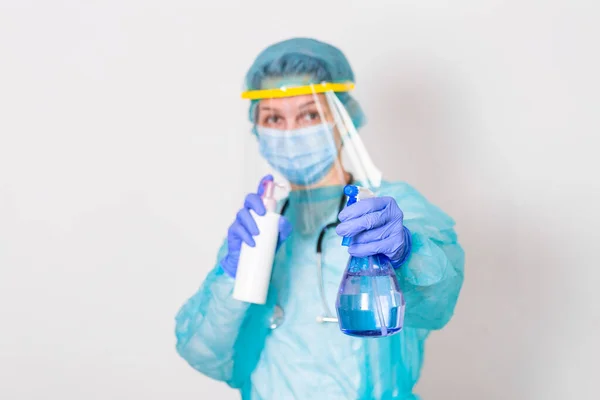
[265,115,281,124]
[300,111,321,123]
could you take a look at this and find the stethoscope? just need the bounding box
[269,188,348,330]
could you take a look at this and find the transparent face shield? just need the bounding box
[242,82,383,325]
[243,82,381,194]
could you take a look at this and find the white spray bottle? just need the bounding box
[233,180,281,305]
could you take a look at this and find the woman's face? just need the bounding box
[254,92,346,188]
[256,93,335,130]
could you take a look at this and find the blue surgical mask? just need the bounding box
[257,123,338,186]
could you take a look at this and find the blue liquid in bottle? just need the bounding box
[336,254,405,337]
[336,185,405,338]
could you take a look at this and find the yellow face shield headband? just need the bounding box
[241,81,355,100]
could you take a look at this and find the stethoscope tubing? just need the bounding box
[273,191,347,327]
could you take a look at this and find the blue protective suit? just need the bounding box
[175,181,464,399]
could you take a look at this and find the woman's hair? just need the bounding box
[244,38,366,130]
[248,53,331,90]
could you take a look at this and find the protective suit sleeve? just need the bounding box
[381,182,465,330]
[175,241,257,386]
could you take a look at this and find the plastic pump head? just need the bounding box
[341,184,375,246]
[261,180,281,213]
[344,184,359,206]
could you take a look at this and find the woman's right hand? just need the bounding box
[220,175,292,278]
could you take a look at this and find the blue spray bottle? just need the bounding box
[335,185,405,337]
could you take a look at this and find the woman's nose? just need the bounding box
[286,119,300,131]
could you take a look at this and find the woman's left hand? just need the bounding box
[336,196,412,267]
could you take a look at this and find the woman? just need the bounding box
[175,37,464,399]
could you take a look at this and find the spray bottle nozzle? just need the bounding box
[261,180,283,213]
[344,184,359,198]
[342,185,359,247]
[262,180,275,199]
[341,184,375,247]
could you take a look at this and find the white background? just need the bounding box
[1,1,599,399]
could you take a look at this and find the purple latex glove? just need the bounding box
[220,175,292,278]
[336,196,412,268]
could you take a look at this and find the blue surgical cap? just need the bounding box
[244,37,366,130]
